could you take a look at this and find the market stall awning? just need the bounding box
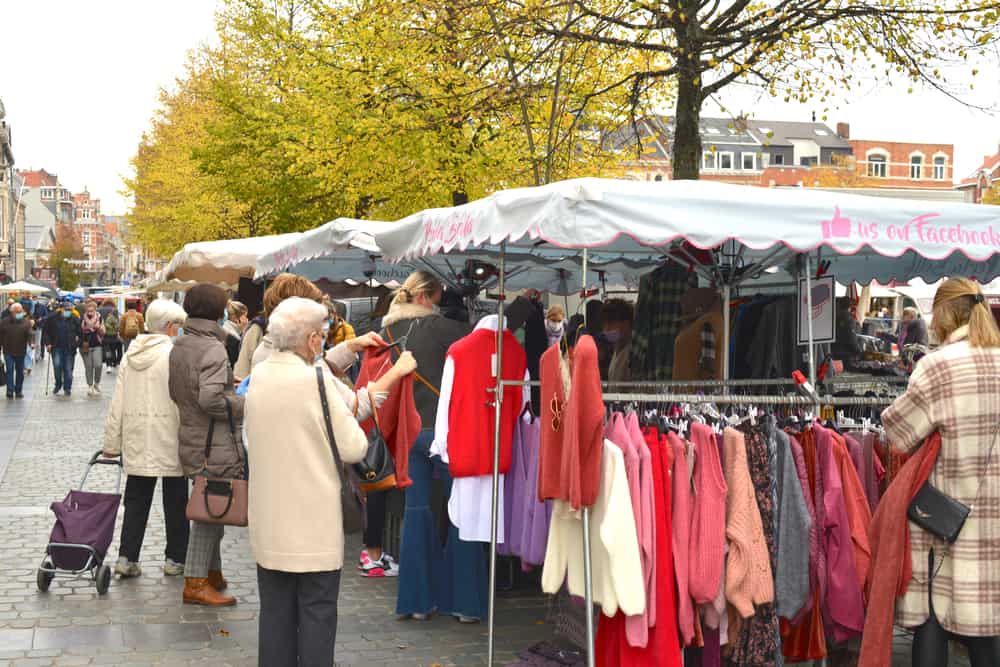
[166,234,301,284]
[255,219,388,279]
[0,281,52,295]
[255,217,655,295]
[374,178,1000,284]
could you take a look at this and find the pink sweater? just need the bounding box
[668,430,695,646]
[688,423,728,604]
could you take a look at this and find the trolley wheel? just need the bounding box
[36,561,54,592]
[95,565,112,595]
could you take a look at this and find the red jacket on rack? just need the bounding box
[538,335,604,509]
[444,327,527,478]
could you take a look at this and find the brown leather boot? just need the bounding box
[207,570,228,591]
[183,578,236,607]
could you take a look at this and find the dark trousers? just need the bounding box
[257,566,341,667]
[51,347,75,392]
[118,475,190,564]
[103,337,123,367]
[4,354,24,395]
[364,490,387,549]
[913,550,1000,667]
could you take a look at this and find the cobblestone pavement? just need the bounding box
[0,361,971,666]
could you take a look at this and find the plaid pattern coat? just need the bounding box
[881,325,1000,636]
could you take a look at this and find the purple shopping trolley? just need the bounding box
[37,451,122,595]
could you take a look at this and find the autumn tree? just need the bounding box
[49,224,84,291]
[124,62,257,257]
[984,182,1000,205]
[126,0,653,252]
[544,1,1000,179]
[810,153,881,188]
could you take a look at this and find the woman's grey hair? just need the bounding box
[145,299,187,334]
[269,297,328,351]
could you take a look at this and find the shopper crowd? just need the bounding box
[11,268,982,667]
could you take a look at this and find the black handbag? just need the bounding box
[316,367,365,534]
[908,424,998,545]
[354,408,397,492]
[906,482,971,544]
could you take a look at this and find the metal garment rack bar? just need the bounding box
[602,392,894,406]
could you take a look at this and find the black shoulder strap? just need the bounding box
[316,367,345,470]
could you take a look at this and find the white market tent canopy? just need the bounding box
[257,217,655,295]
[374,178,1000,285]
[0,281,51,295]
[165,233,302,285]
[255,218,387,279]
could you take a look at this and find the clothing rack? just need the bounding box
[602,392,894,406]
[483,247,893,667]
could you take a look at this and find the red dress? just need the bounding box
[595,428,682,667]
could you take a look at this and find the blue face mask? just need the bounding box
[14,312,25,321]
[62,310,72,319]
[218,310,228,328]
[174,327,184,340]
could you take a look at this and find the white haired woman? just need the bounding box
[246,297,415,666]
[102,299,190,578]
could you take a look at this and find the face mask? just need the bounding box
[14,313,25,321]
[62,311,72,319]
[603,330,621,345]
[546,320,563,334]
[432,304,442,316]
[174,327,184,340]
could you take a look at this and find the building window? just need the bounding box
[934,156,947,180]
[82,232,91,245]
[702,151,717,170]
[719,152,734,170]
[910,155,923,180]
[800,156,818,167]
[773,154,784,166]
[868,155,887,178]
[742,153,757,171]
[654,174,663,182]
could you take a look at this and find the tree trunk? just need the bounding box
[672,64,703,180]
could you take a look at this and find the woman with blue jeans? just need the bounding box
[380,271,488,623]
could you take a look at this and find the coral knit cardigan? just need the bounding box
[538,335,604,509]
[723,427,775,617]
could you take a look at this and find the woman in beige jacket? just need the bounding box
[246,297,415,666]
[102,299,189,579]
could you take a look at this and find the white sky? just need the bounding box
[1,1,998,216]
[0,1,220,213]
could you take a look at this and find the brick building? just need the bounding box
[955,146,1000,203]
[17,168,75,273]
[848,128,954,191]
[616,117,959,201]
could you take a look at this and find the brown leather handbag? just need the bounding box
[186,398,248,527]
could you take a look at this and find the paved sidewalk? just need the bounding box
[0,360,973,666]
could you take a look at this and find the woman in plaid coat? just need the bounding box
[881,277,1000,665]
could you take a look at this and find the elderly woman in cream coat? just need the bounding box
[103,299,189,579]
[246,297,415,666]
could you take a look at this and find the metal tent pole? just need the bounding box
[722,283,731,381]
[486,244,506,667]
[804,253,816,386]
[580,248,596,667]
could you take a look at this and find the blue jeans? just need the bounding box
[395,430,489,620]
[51,347,75,393]
[3,354,24,395]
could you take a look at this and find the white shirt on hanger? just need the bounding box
[431,314,529,543]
